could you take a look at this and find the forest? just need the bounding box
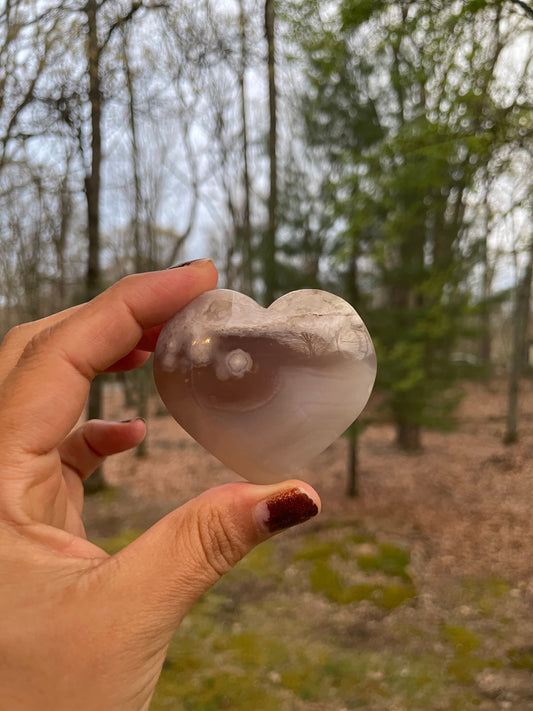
[1,0,532,458]
[1,1,532,709]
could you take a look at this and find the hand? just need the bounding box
[0,262,321,711]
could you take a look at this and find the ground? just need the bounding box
[84,378,533,710]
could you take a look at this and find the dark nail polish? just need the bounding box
[168,258,212,269]
[120,417,146,424]
[261,488,319,533]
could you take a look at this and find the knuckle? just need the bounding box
[1,323,32,351]
[112,273,137,294]
[194,505,247,578]
[19,327,52,362]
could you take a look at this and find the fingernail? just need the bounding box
[255,487,320,533]
[120,417,146,424]
[168,258,213,269]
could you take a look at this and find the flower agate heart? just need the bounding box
[153,289,376,484]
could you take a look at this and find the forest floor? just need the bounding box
[84,378,533,711]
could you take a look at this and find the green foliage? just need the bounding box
[286,0,527,443]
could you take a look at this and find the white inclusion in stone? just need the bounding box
[160,338,178,372]
[224,349,253,379]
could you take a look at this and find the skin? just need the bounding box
[0,262,321,711]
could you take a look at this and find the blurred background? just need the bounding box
[1,1,532,709]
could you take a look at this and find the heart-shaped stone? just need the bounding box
[153,289,376,484]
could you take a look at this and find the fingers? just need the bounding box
[105,480,321,642]
[0,305,83,386]
[59,419,147,482]
[104,349,152,373]
[0,261,217,458]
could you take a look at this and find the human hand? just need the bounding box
[0,262,321,711]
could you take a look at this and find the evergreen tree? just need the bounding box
[289,0,529,450]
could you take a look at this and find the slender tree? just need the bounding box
[264,0,278,304]
[238,0,254,296]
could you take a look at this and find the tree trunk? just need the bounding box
[480,246,493,366]
[479,173,492,366]
[238,0,253,297]
[123,28,150,458]
[345,245,362,496]
[346,424,359,498]
[84,0,105,493]
[504,239,533,444]
[56,172,71,311]
[264,0,277,305]
[396,421,421,451]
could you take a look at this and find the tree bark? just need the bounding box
[480,180,492,366]
[84,0,105,492]
[238,0,253,297]
[396,421,421,451]
[346,424,359,498]
[264,0,277,305]
[123,28,150,458]
[345,245,362,496]
[504,239,533,444]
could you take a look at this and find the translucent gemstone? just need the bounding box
[153,288,377,484]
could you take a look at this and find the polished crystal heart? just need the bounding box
[153,289,377,484]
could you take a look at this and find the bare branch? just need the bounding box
[100,1,168,49]
[507,0,533,21]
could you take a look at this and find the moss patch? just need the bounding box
[91,525,526,711]
[507,646,533,671]
[297,530,416,610]
[356,542,412,581]
[461,577,511,618]
[441,624,481,654]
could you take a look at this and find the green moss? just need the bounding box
[226,631,291,669]
[356,542,412,581]
[293,528,376,563]
[309,560,416,609]
[461,577,510,617]
[309,560,345,600]
[93,528,142,555]
[98,485,121,504]
[154,669,284,711]
[446,654,494,683]
[280,671,321,700]
[341,582,383,605]
[233,540,276,577]
[343,529,377,546]
[144,530,515,711]
[441,624,481,654]
[380,583,417,610]
[293,538,342,561]
[507,646,533,671]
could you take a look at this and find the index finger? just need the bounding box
[0,305,84,387]
[0,262,217,457]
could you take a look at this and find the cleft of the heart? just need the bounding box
[153,289,377,484]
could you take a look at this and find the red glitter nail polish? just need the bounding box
[263,488,319,533]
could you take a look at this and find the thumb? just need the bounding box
[106,480,320,639]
